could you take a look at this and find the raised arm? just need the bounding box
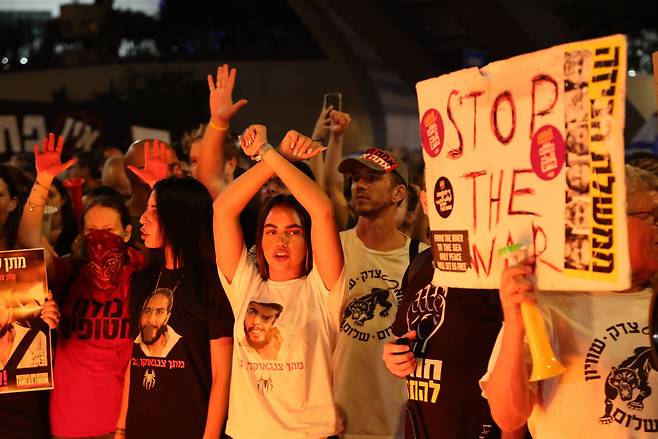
[324,110,351,230]
[213,126,275,282]
[198,64,248,200]
[18,133,76,254]
[126,139,175,188]
[485,260,537,431]
[246,126,343,289]
[307,104,333,187]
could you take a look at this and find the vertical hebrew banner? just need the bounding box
[417,35,629,291]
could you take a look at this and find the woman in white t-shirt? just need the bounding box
[214,125,344,438]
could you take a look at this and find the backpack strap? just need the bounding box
[408,238,420,265]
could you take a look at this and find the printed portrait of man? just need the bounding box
[566,124,589,156]
[243,301,283,360]
[135,288,181,358]
[565,197,590,231]
[565,234,591,270]
[566,163,591,193]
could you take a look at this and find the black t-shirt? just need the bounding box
[126,264,234,438]
[0,391,49,439]
[392,249,503,439]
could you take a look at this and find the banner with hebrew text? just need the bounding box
[417,34,629,291]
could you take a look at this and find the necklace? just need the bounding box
[154,268,183,294]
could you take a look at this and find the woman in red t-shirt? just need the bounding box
[19,133,143,439]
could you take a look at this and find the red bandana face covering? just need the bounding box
[84,229,127,290]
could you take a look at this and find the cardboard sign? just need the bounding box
[417,35,629,291]
[0,248,53,393]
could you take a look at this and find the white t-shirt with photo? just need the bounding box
[481,288,658,438]
[218,246,344,439]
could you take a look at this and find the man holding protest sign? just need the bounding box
[482,164,658,438]
[414,32,641,438]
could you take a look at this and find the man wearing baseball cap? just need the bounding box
[334,147,426,439]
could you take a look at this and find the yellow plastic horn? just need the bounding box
[499,244,567,382]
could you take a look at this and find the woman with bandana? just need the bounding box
[18,133,143,439]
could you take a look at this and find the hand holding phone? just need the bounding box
[323,92,342,113]
[393,337,411,355]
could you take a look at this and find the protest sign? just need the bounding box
[417,34,629,291]
[0,248,53,393]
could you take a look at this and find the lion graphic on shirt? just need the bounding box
[599,346,655,424]
[343,288,393,327]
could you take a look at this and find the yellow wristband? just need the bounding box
[208,119,228,132]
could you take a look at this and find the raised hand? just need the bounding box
[127,139,173,188]
[311,105,333,141]
[34,133,77,178]
[208,64,248,125]
[278,130,326,162]
[239,125,268,157]
[330,110,351,136]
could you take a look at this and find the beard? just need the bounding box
[141,324,167,345]
[351,192,397,218]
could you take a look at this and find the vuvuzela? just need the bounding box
[499,244,567,382]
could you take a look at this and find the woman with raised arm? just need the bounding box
[17,133,141,439]
[115,163,234,438]
[1,156,60,439]
[214,125,344,438]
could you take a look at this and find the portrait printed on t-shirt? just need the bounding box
[135,288,181,358]
[243,300,284,361]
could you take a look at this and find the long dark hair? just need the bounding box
[0,165,23,250]
[255,194,313,280]
[154,176,215,268]
[131,177,217,335]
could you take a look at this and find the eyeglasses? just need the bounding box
[627,210,658,226]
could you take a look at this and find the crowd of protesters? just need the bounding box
[0,63,656,439]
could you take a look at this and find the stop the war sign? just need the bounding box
[417,34,629,291]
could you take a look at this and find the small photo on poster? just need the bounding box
[564,50,592,88]
[565,161,591,195]
[0,249,53,394]
[565,195,591,234]
[565,233,591,271]
[565,123,589,156]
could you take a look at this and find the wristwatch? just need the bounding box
[251,143,274,162]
